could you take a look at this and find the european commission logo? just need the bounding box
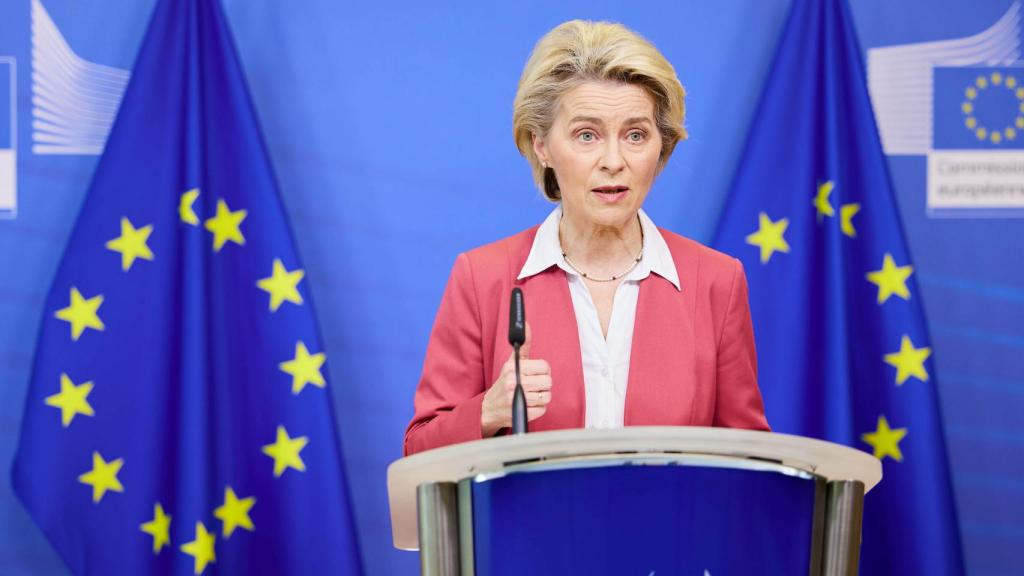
[0,57,14,219]
[929,68,1024,213]
[934,67,1024,149]
[868,1,1024,215]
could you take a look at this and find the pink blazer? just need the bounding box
[404,226,769,455]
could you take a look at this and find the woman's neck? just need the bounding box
[558,210,643,277]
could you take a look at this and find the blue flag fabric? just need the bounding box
[712,0,964,573]
[12,0,362,574]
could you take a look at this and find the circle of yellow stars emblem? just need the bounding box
[43,184,336,574]
[962,71,1023,144]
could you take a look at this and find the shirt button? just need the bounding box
[601,367,610,378]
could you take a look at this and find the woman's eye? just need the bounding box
[577,131,596,142]
[627,131,645,142]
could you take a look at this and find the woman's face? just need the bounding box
[534,80,662,231]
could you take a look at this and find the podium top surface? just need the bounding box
[387,426,882,550]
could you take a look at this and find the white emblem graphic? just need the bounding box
[867,1,1021,156]
[0,56,14,218]
[30,0,130,155]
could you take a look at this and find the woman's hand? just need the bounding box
[480,323,552,437]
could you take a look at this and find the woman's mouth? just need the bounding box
[591,185,629,203]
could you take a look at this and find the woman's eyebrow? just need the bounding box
[622,116,654,126]
[568,115,653,126]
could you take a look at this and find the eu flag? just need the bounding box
[11,0,362,573]
[712,0,965,573]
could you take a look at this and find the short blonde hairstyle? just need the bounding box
[513,20,688,201]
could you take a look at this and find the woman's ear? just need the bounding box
[532,133,548,167]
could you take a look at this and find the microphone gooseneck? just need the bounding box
[509,288,528,435]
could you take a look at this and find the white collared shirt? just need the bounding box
[518,207,681,429]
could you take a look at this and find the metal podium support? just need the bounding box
[822,480,866,576]
[417,482,460,576]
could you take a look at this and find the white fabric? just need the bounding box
[517,207,681,429]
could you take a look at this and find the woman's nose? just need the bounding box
[599,141,625,174]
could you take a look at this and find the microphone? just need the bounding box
[508,287,528,435]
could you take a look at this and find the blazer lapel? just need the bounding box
[624,274,698,425]
[518,267,586,430]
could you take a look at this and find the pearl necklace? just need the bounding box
[560,220,644,282]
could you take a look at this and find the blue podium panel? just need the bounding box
[471,462,821,575]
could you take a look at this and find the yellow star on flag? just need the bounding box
[745,212,790,264]
[866,253,913,304]
[140,502,172,553]
[45,373,95,427]
[861,415,908,461]
[256,259,305,312]
[884,334,932,385]
[105,217,154,271]
[840,203,860,237]
[280,341,326,394]
[262,425,308,477]
[55,287,105,341]
[180,521,216,575]
[179,188,200,225]
[814,180,835,220]
[204,198,247,251]
[214,486,256,538]
[78,451,124,503]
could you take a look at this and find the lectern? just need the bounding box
[388,427,880,576]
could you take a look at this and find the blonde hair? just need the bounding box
[513,20,688,201]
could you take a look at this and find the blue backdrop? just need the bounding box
[0,1,1020,575]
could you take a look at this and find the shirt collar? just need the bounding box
[517,206,682,291]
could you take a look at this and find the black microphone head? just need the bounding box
[508,287,525,346]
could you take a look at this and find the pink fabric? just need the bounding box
[403,226,769,456]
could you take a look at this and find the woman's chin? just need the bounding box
[581,205,639,229]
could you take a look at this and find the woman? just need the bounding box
[404,20,768,456]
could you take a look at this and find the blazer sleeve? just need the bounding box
[403,253,489,455]
[713,258,771,430]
